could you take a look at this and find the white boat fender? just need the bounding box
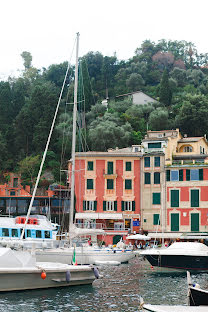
[66,270,71,283]
[93,267,100,279]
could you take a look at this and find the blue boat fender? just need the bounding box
[66,270,71,282]
[93,267,100,279]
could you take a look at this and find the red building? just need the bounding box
[71,147,142,245]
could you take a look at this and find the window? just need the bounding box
[87,161,94,171]
[152,193,161,205]
[144,157,150,167]
[10,191,16,196]
[199,169,203,181]
[122,201,135,211]
[107,161,113,174]
[153,214,160,225]
[2,228,9,237]
[154,157,160,167]
[83,200,97,211]
[166,170,170,181]
[186,169,190,181]
[154,172,160,184]
[103,201,117,211]
[125,179,132,190]
[144,173,151,184]
[148,142,161,149]
[191,189,199,207]
[12,229,18,237]
[190,169,199,181]
[107,179,114,189]
[126,162,132,171]
[184,146,192,152]
[44,231,51,239]
[27,230,32,238]
[171,190,179,207]
[171,170,179,181]
[179,169,183,181]
[87,179,94,190]
[36,230,42,238]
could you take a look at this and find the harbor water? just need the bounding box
[1,257,208,311]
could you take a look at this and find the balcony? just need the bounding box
[103,169,118,178]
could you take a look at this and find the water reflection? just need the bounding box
[0,258,207,311]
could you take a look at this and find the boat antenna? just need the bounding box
[20,38,75,240]
[69,32,80,236]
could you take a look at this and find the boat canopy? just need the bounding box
[126,234,151,241]
[69,225,105,238]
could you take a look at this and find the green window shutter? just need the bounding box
[171,213,179,231]
[186,169,190,181]
[132,201,135,211]
[107,179,114,189]
[83,200,86,211]
[114,201,117,211]
[87,161,93,171]
[153,214,160,225]
[154,172,160,184]
[107,162,113,174]
[144,157,150,167]
[199,169,203,181]
[125,179,132,190]
[191,189,199,207]
[126,162,132,171]
[144,172,151,184]
[153,193,161,205]
[94,201,97,211]
[121,201,125,211]
[191,213,199,232]
[166,170,170,181]
[103,201,106,211]
[179,169,183,181]
[87,179,93,189]
[171,190,179,207]
[154,157,160,167]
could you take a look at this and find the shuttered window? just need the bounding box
[154,172,160,184]
[107,162,113,174]
[107,179,114,189]
[125,179,132,190]
[186,169,190,181]
[191,189,199,207]
[87,161,93,171]
[144,157,150,167]
[126,162,132,171]
[154,157,160,167]
[153,214,160,225]
[179,169,183,181]
[152,193,161,205]
[199,169,204,181]
[144,172,151,184]
[87,179,93,189]
[166,170,170,181]
[171,213,179,231]
[171,190,179,207]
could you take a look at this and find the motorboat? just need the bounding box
[187,271,208,306]
[140,242,208,271]
[0,247,98,292]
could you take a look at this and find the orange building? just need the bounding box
[71,147,142,245]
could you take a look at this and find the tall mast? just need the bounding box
[69,32,80,231]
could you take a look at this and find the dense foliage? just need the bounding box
[1,39,208,183]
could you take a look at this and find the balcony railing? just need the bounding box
[74,223,130,231]
[103,170,118,178]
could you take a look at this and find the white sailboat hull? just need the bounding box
[35,247,135,265]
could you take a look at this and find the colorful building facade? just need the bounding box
[71,147,142,244]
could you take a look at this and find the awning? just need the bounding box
[148,233,182,239]
[75,213,123,220]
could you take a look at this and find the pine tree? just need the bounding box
[159,69,172,106]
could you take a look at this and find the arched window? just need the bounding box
[184,146,192,152]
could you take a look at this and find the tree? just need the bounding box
[148,107,170,130]
[18,155,41,185]
[126,73,144,92]
[159,69,172,106]
[21,51,32,69]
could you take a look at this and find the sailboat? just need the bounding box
[32,33,134,265]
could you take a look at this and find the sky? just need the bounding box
[1,0,208,79]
